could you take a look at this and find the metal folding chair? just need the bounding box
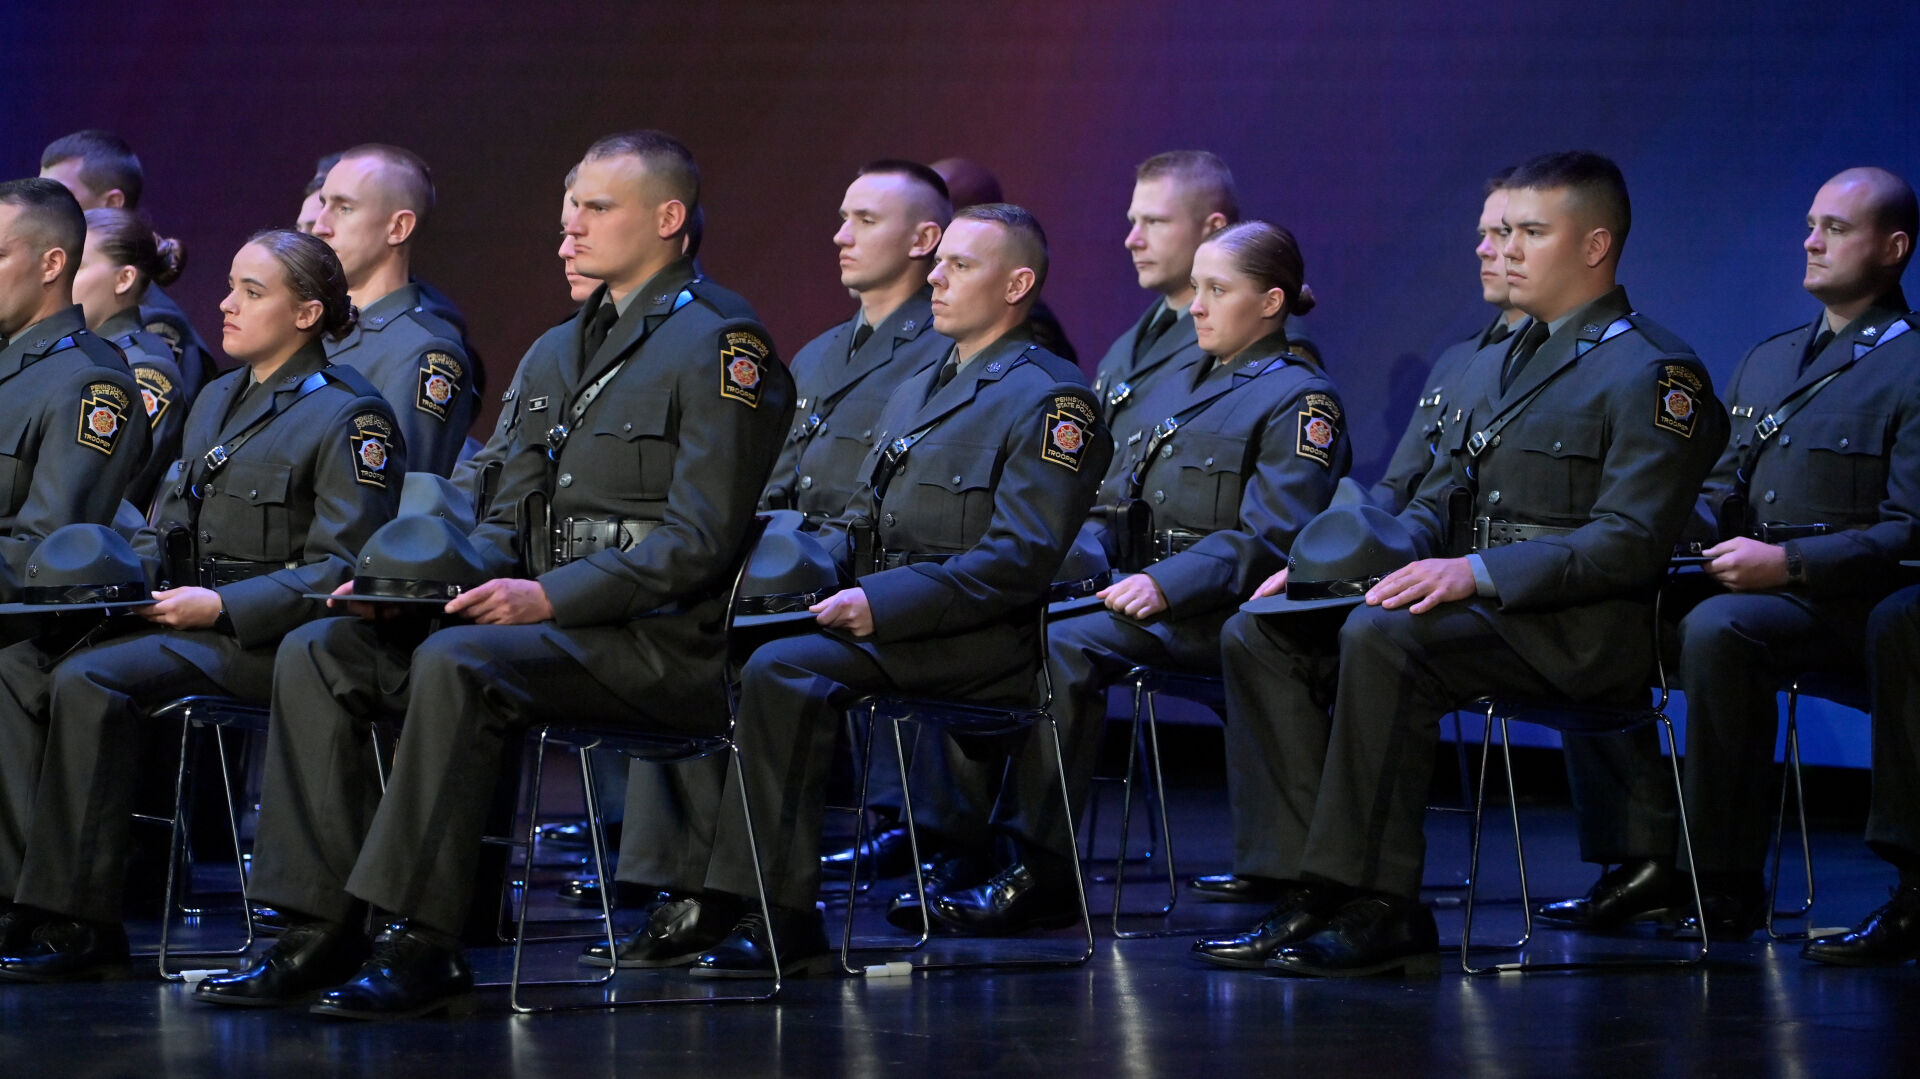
[1766,673,1868,941]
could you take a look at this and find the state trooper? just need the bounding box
[0,179,148,619]
[193,131,792,1020]
[39,130,219,398]
[1200,151,1728,977]
[671,204,1111,977]
[311,144,478,476]
[931,221,1348,934]
[71,207,193,513]
[0,230,399,981]
[1551,167,1920,941]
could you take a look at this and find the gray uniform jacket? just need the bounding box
[99,308,191,513]
[479,260,794,630]
[819,328,1112,662]
[1111,337,1350,620]
[1091,300,1204,436]
[1368,315,1515,513]
[145,341,403,649]
[1400,287,1730,678]
[763,290,948,523]
[0,305,148,596]
[139,283,219,398]
[325,283,477,477]
[1697,298,1920,595]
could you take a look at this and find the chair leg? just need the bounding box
[1112,684,1185,939]
[838,704,930,971]
[153,722,258,976]
[1767,690,1815,940]
[1662,714,1710,966]
[505,732,623,1008]
[152,716,196,975]
[1462,708,1534,974]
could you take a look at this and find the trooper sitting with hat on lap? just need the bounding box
[0,230,400,982]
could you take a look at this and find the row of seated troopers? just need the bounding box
[0,126,1913,1023]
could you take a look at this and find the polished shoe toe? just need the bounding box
[1188,873,1289,904]
[1264,894,1440,978]
[194,923,370,1008]
[821,826,915,880]
[1535,859,1684,930]
[308,926,474,1021]
[689,907,835,979]
[0,918,130,983]
[579,893,739,969]
[1674,879,1765,943]
[884,852,989,932]
[1192,883,1342,969]
[928,862,1081,937]
[1803,885,1920,966]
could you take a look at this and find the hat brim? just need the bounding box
[1239,593,1367,616]
[1902,560,1920,569]
[0,598,155,615]
[1046,594,1112,620]
[733,608,824,630]
[298,592,465,608]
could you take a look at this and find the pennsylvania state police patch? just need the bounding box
[415,351,465,420]
[1041,395,1097,472]
[1295,392,1341,467]
[720,330,772,408]
[78,381,133,455]
[348,411,395,488]
[1655,364,1703,439]
[135,367,174,428]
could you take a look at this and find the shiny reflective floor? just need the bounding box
[3,749,1915,1077]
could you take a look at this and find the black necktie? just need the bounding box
[1800,327,1835,373]
[1501,321,1550,394]
[224,376,260,424]
[1135,303,1178,361]
[849,321,874,360]
[583,302,619,362]
[925,355,959,404]
[1485,319,1518,348]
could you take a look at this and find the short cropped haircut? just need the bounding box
[1483,165,1518,197]
[1136,150,1239,223]
[857,159,953,227]
[41,130,144,208]
[304,152,344,199]
[336,143,436,222]
[954,202,1048,293]
[0,177,87,282]
[583,130,701,214]
[1508,150,1631,247]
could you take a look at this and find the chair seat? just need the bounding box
[866,695,1049,736]
[148,695,270,731]
[538,721,734,764]
[1125,667,1226,711]
[1477,695,1662,735]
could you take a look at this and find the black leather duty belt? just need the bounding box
[1471,517,1577,551]
[1749,522,1856,543]
[200,559,298,587]
[1156,529,1205,557]
[880,550,951,570]
[555,517,660,564]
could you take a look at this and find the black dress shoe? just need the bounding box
[928,862,1081,936]
[1264,894,1440,978]
[1673,878,1765,942]
[821,826,915,880]
[1191,883,1345,969]
[308,926,475,1020]
[688,907,835,979]
[579,894,740,969]
[556,880,667,911]
[1803,885,1920,967]
[885,851,989,931]
[0,918,130,983]
[0,905,52,953]
[193,923,371,1008]
[250,907,291,935]
[1189,873,1289,904]
[1535,859,1684,930]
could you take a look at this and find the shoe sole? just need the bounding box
[0,962,133,984]
[309,992,478,1021]
[686,953,837,980]
[1536,907,1680,931]
[577,949,707,970]
[1265,951,1442,978]
[1190,949,1275,971]
[1800,948,1920,968]
[193,987,329,1009]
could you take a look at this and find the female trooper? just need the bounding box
[71,207,194,512]
[0,230,401,982]
[928,221,1351,934]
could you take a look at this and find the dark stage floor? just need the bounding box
[3,756,1917,1078]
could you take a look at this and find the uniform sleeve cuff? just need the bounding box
[1468,553,1498,598]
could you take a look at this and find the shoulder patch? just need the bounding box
[135,367,175,428]
[1655,364,1704,439]
[1296,397,1341,467]
[720,329,772,409]
[1052,394,1097,425]
[348,411,396,488]
[1042,410,1090,471]
[143,318,186,356]
[415,350,465,420]
[78,381,133,456]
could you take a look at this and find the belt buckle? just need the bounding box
[1466,431,1494,457]
[1471,517,1491,552]
[203,445,229,470]
[1754,414,1780,441]
[545,424,570,456]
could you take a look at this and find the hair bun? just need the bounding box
[1290,283,1317,317]
[151,234,187,286]
[329,303,360,342]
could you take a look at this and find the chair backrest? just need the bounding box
[720,514,775,706]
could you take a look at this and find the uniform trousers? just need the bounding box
[0,626,273,924]
[1221,599,1648,899]
[248,614,724,936]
